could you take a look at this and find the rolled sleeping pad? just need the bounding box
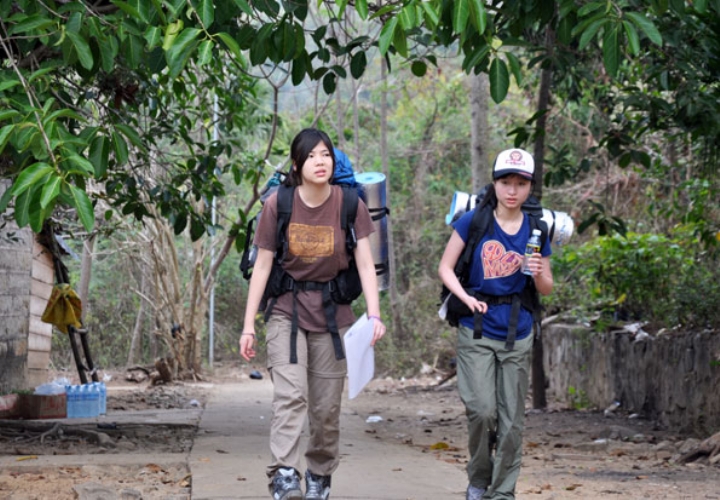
[354,172,390,291]
[541,209,574,246]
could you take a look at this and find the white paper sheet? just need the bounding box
[344,313,375,399]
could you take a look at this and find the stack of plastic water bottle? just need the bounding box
[65,382,107,418]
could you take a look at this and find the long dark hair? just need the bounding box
[285,128,336,186]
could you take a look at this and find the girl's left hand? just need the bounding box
[369,316,386,346]
[526,252,544,277]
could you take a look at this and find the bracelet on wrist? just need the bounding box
[368,315,381,322]
[241,332,256,337]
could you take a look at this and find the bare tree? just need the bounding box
[470,73,491,191]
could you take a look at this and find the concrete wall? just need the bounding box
[544,323,720,435]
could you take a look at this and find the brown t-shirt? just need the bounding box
[254,185,375,331]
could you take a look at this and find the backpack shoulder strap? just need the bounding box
[276,185,294,260]
[340,185,359,253]
[454,204,492,283]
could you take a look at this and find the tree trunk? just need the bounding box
[127,265,147,367]
[531,24,556,410]
[77,234,95,323]
[381,57,402,343]
[470,73,491,192]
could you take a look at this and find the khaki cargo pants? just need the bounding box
[456,326,533,500]
[264,314,348,483]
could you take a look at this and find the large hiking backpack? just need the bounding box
[439,184,548,349]
[241,181,362,364]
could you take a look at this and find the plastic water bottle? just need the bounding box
[96,382,107,415]
[522,229,542,276]
[78,384,88,418]
[65,385,76,418]
[92,384,101,417]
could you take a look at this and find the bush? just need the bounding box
[547,228,720,331]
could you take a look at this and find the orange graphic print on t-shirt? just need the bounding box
[288,223,334,263]
[482,240,522,279]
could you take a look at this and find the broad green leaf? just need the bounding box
[7,15,55,35]
[281,22,295,62]
[392,20,408,57]
[115,123,145,150]
[378,17,398,55]
[468,0,487,34]
[99,35,119,72]
[0,184,13,212]
[355,0,369,19]
[557,15,574,45]
[623,20,640,55]
[350,51,367,79]
[0,80,21,92]
[89,135,110,178]
[197,39,214,65]
[506,52,522,86]
[11,163,54,196]
[232,0,252,16]
[113,131,129,166]
[399,4,417,30]
[14,188,33,227]
[163,20,184,51]
[693,0,708,12]
[291,55,307,85]
[462,43,489,72]
[189,214,205,241]
[0,124,15,153]
[453,0,470,34]
[216,31,241,58]
[145,26,163,49]
[67,154,95,175]
[28,65,60,83]
[419,1,439,27]
[603,24,620,77]
[40,174,62,208]
[65,31,94,69]
[578,19,605,50]
[578,1,605,16]
[69,184,95,232]
[197,0,214,27]
[166,27,201,77]
[489,57,510,104]
[624,12,662,46]
[322,72,336,94]
[111,0,141,18]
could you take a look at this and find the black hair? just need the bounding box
[285,128,336,186]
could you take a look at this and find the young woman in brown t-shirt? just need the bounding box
[239,128,386,500]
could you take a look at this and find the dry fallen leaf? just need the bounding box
[430,441,449,450]
[16,456,38,462]
[565,483,583,491]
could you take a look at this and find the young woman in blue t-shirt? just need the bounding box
[438,148,553,500]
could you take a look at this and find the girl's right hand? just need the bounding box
[239,333,256,361]
[464,293,488,314]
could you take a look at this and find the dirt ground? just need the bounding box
[2,364,719,499]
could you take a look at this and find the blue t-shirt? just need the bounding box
[452,209,552,341]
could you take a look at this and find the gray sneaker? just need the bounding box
[270,467,303,500]
[305,470,331,500]
[466,484,486,500]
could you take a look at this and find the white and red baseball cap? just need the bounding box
[493,148,535,180]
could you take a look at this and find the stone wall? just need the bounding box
[0,182,31,393]
[0,181,54,393]
[543,323,720,435]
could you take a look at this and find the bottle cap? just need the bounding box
[532,229,541,235]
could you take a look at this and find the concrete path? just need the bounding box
[189,379,467,499]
